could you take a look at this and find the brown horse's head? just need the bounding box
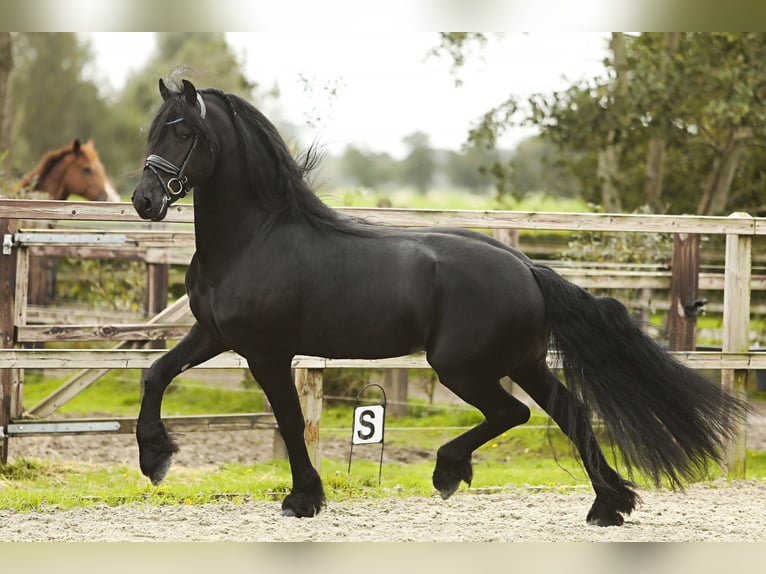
[18,139,120,201]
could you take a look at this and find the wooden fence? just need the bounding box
[2,199,766,478]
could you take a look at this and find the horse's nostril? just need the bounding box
[133,194,152,215]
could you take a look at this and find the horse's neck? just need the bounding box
[191,182,263,267]
[22,155,73,199]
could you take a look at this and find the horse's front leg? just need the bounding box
[247,356,325,517]
[137,322,227,485]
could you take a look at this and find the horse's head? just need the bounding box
[18,139,120,201]
[132,79,217,221]
[67,139,121,202]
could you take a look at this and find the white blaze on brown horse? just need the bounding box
[17,139,120,201]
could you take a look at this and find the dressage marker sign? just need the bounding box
[352,404,385,445]
[347,384,387,485]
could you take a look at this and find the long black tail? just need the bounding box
[528,263,750,488]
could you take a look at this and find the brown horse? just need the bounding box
[17,139,120,201]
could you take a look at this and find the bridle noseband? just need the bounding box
[143,91,207,207]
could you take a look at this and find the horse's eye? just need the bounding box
[81,166,93,175]
[176,128,192,142]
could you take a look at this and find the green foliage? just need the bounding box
[0,148,13,195]
[443,144,500,194]
[0,458,46,480]
[56,258,146,312]
[9,33,109,177]
[337,145,400,190]
[561,205,673,267]
[455,33,766,215]
[242,367,370,409]
[399,131,436,193]
[321,368,374,404]
[504,136,583,200]
[429,33,488,87]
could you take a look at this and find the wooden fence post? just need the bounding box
[295,367,323,471]
[141,261,168,382]
[668,233,701,351]
[492,228,519,248]
[721,213,752,478]
[383,368,408,417]
[0,217,18,463]
[145,262,169,327]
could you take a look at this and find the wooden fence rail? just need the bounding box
[1,199,765,478]
[4,348,766,371]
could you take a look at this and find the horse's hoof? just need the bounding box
[433,453,473,500]
[587,514,625,527]
[436,482,460,500]
[280,488,325,518]
[586,506,626,527]
[148,456,173,486]
[586,490,635,527]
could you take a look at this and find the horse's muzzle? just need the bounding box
[132,185,168,221]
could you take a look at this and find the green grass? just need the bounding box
[7,370,766,512]
[21,370,264,417]
[3,445,765,513]
[0,456,579,512]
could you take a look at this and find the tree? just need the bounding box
[121,33,259,117]
[8,33,110,178]
[506,136,581,199]
[399,131,435,193]
[594,32,626,212]
[443,144,497,193]
[642,33,680,212]
[447,33,766,215]
[339,145,398,189]
[0,33,11,163]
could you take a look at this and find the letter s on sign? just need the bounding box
[357,409,376,441]
[352,404,384,445]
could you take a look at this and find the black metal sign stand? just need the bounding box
[347,383,387,485]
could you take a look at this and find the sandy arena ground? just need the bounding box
[2,402,766,542]
[1,479,765,542]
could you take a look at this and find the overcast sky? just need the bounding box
[84,32,611,158]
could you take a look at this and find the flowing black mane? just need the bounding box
[149,86,368,235]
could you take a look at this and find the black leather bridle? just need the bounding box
[142,91,207,207]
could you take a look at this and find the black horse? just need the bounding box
[132,79,748,526]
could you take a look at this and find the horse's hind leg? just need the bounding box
[430,368,532,500]
[137,322,227,485]
[247,356,325,518]
[511,360,639,526]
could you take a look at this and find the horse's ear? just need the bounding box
[181,79,198,106]
[159,79,172,101]
[72,139,81,154]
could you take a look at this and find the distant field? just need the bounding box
[320,187,590,212]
